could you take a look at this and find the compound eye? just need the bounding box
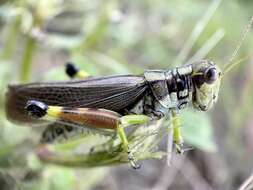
[204,67,218,84]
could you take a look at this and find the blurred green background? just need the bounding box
[0,0,253,189]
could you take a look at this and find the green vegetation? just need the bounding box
[0,0,252,189]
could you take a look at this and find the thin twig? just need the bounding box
[180,157,214,190]
[238,172,253,190]
[151,155,186,190]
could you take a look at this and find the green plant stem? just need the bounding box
[20,35,36,82]
[0,16,21,60]
[72,4,109,54]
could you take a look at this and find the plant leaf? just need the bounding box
[181,110,217,152]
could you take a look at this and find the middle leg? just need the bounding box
[65,62,91,79]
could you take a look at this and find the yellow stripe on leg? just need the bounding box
[65,63,90,79]
[46,106,62,118]
[76,70,90,79]
[26,100,62,122]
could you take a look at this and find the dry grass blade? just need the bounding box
[185,29,225,65]
[238,172,253,190]
[174,0,222,65]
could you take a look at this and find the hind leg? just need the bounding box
[25,100,151,169]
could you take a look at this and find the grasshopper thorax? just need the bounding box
[191,60,222,111]
[144,60,222,113]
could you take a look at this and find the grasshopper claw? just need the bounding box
[175,143,194,154]
[127,151,141,169]
[175,143,185,154]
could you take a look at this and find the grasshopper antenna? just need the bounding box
[223,16,253,75]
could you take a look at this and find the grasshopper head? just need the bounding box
[192,60,222,111]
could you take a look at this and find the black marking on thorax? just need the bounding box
[144,65,193,110]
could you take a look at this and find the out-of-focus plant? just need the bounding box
[0,0,64,81]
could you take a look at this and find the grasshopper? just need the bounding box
[5,17,253,169]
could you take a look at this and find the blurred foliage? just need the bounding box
[0,0,253,190]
